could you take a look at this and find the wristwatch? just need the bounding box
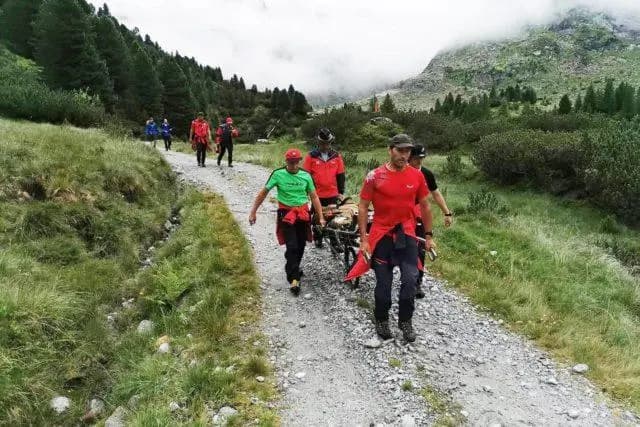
[425,231,433,237]
[444,212,453,217]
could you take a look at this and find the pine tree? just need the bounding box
[558,94,572,114]
[574,94,583,112]
[130,41,163,118]
[288,84,295,99]
[615,82,625,112]
[583,85,596,113]
[453,94,463,117]
[158,58,195,136]
[380,93,396,114]
[0,0,43,58]
[93,15,132,97]
[270,87,280,111]
[442,92,454,115]
[621,84,636,119]
[600,79,616,115]
[434,99,442,113]
[277,89,291,114]
[33,0,114,107]
[291,91,309,116]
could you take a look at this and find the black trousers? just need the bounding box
[217,141,233,166]
[280,219,308,283]
[196,144,207,165]
[147,134,156,147]
[372,235,419,322]
[163,135,171,151]
[415,222,426,286]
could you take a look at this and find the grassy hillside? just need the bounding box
[235,141,640,411]
[0,119,276,425]
[386,8,640,110]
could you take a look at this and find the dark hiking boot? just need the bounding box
[314,239,323,248]
[375,320,393,340]
[228,164,234,168]
[289,279,300,296]
[399,320,416,343]
[415,284,425,299]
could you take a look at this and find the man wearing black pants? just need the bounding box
[189,112,212,167]
[372,230,420,324]
[249,148,325,295]
[216,117,239,167]
[302,128,346,248]
[346,134,435,342]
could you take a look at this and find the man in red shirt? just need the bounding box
[189,112,212,167]
[302,128,346,247]
[347,134,435,342]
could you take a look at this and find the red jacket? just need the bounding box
[302,150,345,199]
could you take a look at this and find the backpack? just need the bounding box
[220,124,233,144]
[192,120,209,138]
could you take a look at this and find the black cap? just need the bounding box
[411,144,426,158]
[317,127,335,143]
[389,134,415,148]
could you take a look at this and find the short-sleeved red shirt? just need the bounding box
[360,164,429,227]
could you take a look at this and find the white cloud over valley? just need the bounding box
[91,0,640,95]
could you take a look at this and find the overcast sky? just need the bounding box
[90,0,640,95]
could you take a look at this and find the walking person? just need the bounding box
[346,134,435,342]
[409,144,453,298]
[145,117,159,148]
[161,118,173,151]
[189,112,212,167]
[216,116,239,167]
[302,128,346,247]
[249,149,326,295]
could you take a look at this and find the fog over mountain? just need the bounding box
[91,0,640,97]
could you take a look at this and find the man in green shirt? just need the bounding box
[249,148,326,295]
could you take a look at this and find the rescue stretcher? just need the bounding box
[312,198,372,289]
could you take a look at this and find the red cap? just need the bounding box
[226,117,233,124]
[285,148,302,161]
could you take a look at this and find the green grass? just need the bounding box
[105,191,278,425]
[388,358,402,369]
[236,140,640,411]
[420,386,465,426]
[0,119,277,425]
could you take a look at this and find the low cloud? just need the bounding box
[92,0,640,95]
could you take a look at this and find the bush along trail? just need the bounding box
[160,148,639,426]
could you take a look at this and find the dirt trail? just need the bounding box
[161,148,638,427]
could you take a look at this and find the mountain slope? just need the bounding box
[390,8,640,110]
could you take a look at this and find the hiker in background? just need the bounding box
[145,117,159,148]
[189,112,212,167]
[216,117,239,167]
[249,149,326,296]
[160,118,173,151]
[303,127,346,248]
[409,144,453,299]
[346,134,435,343]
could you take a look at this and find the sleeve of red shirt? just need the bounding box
[336,155,345,174]
[302,154,312,172]
[231,128,239,137]
[360,170,375,201]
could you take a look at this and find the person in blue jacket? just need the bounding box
[145,117,159,148]
[160,118,173,151]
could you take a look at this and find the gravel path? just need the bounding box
[160,148,638,427]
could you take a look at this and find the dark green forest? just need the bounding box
[0,0,311,139]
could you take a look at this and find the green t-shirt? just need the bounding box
[265,168,315,207]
